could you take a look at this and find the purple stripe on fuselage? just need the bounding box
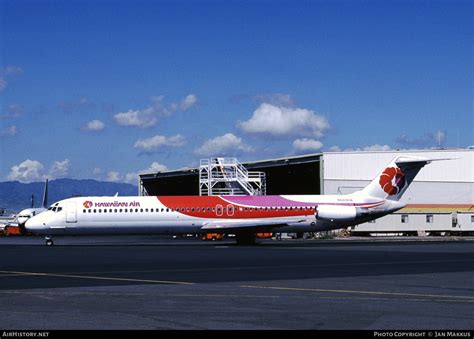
[220,195,385,208]
[222,195,315,207]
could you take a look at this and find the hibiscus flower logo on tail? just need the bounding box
[379,167,406,195]
[83,201,93,209]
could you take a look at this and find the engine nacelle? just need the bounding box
[315,205,360,222]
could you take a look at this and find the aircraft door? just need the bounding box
[66,202,77,223]
[227,204,234,216]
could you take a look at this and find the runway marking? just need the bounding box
[240,284,474,301]
[0,270,194,285]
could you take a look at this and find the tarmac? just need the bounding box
[0,235,473,330]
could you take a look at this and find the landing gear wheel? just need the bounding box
[45,236,54,246]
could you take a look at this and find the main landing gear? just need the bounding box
[45,236,54,246]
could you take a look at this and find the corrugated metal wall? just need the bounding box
[324,149,473,182]
[323,149,474,204]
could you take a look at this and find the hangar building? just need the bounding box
[139,149,473,235]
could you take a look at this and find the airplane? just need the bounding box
[25,156,441,245]
[13,179,49,234]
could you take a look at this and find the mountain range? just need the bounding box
[0,179,138,214]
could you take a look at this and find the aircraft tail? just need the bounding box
[358,156,435,201]
[42,179,49,208]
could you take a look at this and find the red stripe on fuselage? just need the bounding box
[157,196,315,219]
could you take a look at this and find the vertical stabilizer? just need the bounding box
[359,156,432,201]
[42,179,49,208]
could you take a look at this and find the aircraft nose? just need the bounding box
[25,216,46,232]
[17,216,29,225]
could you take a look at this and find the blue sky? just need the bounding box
[0,0,472,184]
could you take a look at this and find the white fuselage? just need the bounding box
[25,194,405,236]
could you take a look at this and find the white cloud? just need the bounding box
[82,119,105,131]
[180,94,197,111]
[361,144,392,152]
[114,94,198,128]
[1,104,24,119]
[1,125,18,136]
[239,103,330,138]
[7,159,44,182]
[49,159,70,178]
[195,133,253,157]
[106,171,122,182]
[142,162,169,173]
[293,138,323,152]
[134,134,187,153]
[7,158,73,182]
[114,109,158,128]
[0,66,23,94]
[124,173,139,184]
[327,144,392,152]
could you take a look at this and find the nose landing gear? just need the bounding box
[45,236,54,246]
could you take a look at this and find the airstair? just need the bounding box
[199,157,266,196]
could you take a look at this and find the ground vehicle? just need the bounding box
[256,232,273,239]
[201,233,224,241]
[3,224,21,236]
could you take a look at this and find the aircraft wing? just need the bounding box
[201,217,309,231]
